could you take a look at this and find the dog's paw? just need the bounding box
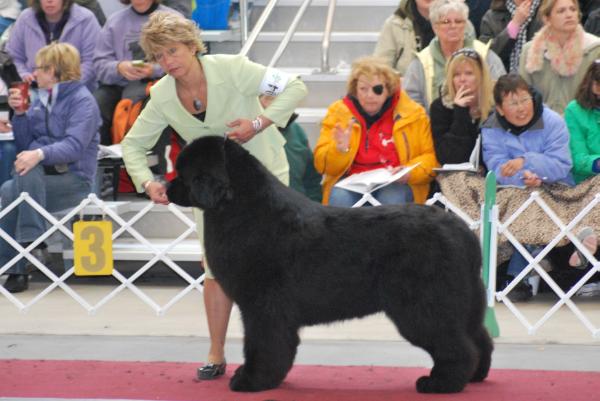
[416,375,465,393]
[229,365,256,392]
[229,365,283,392]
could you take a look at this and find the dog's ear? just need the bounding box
[166,177,192,207]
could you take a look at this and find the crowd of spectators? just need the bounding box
[0,0,598,302]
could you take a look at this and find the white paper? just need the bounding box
[334,163,420,194]
[434,135,481,172]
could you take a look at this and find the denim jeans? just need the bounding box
[0,141,16,187]
[328,182,414,207]
[507,244,544,278]
[0,165,92,274]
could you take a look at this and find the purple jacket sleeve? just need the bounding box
[12,114,32,151]
[6,12,32,79]
[93,23,124,85]
[78,14,101,88]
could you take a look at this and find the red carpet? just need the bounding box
[0,359,597,401]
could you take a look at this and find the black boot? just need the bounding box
[3,274,29,293]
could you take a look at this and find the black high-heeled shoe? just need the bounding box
[197,361,226,380]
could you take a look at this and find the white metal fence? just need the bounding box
[0,193,204,315]
[1,191,599,337]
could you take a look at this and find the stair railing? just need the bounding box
[267,0,312,67]
[239,0,279,56]
[239,0,250,44]
[320,0,337,73]
[240,0,337,71]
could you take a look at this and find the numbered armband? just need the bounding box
[259,67,292,96]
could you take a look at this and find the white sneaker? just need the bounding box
[575,282,600,297]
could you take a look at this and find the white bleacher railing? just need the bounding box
[1,191,599,337]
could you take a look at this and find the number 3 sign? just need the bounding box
[73,220,114,276]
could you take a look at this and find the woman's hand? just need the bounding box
[117,61,153,81]
[8,88,27,115]
[500,157,524,177]
[14,150,43,176]
[144,181,169,205]
[512,0,532,27]
[226,118,257,144]
[454,85,475,108]
[522,170,542,187]
[334,119,353,152]
[390,165,410,184]
[21,73,35,84]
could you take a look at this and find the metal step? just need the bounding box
[62,237,202,262]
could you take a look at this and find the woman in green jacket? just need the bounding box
[121,11,307,380]
[565,60,600,184]
[565,61,600,273]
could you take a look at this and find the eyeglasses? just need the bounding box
[33,65,49,71]
[503,96,533,109]
[437,18,466,27]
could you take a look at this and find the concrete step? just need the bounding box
[62,237,202,262]
[296,107,327,147]
[212,38,377,68]
[250,3,395,32]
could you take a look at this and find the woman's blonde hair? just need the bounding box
[347,56,400,96]
[538,0,580,22]
[444,49,494,117]
[140,11,207,61]
[35,42,81,82]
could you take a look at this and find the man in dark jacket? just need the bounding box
[584,7,600,35]
[479,0,543,72]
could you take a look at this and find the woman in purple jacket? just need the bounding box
[5,0,100,91]
[92,0,177,145]
[0,43,100,293]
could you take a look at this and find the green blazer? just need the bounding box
[122,53,308,192]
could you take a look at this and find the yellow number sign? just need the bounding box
[73,220,113,276]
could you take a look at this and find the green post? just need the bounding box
[482,171,500,337]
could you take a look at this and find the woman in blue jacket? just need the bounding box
[482,73,574,302]
[0,42,100,293]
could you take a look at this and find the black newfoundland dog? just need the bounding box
[167,136,493,394]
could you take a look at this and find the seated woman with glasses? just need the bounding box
[519,0,600,115]
[482,73,574,301]
[430,48,494,167]
[0,43,100,294]
[403,0,506,114]
[313,56,438,207]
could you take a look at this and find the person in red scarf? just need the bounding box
[314,56,438,207]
